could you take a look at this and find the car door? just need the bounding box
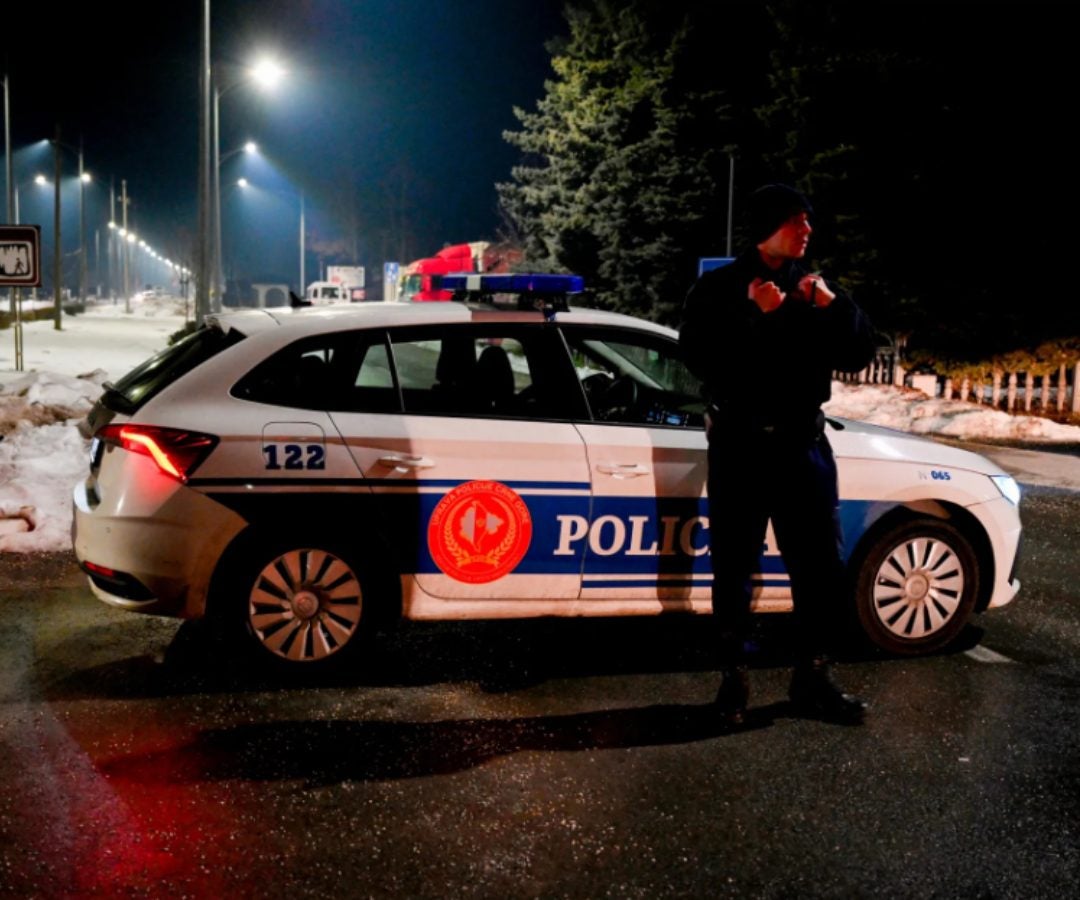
[561,325,790,610]
[328,321,593,602]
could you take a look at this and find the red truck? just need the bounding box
[399,241,523,302]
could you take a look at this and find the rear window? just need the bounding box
[103,324,245,413]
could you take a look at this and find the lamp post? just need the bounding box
[121,180,131,311]
[78,139,89,304]
[210,57,285,315]
[214,140,256,310]
[237,178,305,299]
[4,74,13,316]
[45,131,93,328]
[52,126,61,330]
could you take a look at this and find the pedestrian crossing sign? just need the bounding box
[0,225,42,287]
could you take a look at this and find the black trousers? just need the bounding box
[706,425,847,661]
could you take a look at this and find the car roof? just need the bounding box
[208,301,676,340]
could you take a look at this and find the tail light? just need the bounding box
[97,424,218,482]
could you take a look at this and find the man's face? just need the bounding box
[758,211,812,259]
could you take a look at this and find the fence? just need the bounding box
[835,350,1080,417]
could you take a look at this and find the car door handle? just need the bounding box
[377,455,435,470]
[596,462,650,478]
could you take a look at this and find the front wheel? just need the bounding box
[242,544,368,666]
[853,518,979,655]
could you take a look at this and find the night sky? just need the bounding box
[4,0,567,289]
[3,1,1078,300]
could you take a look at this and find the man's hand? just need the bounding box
[797,273,835,307]
[749,277,785,313]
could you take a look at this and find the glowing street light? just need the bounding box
[208,57,286,314]
[214,139,258,308]
[237,179,305,299]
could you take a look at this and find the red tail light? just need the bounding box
[97,424,218,482]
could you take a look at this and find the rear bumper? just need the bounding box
[72,477,246,619]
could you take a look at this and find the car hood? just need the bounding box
[829,417,1009,477]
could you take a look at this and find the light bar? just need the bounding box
[441,273,585,294]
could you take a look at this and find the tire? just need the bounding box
[238,542,370,667]
[853,518,979,655]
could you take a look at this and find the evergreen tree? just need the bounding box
[498,1,733,324]
[754,1,932,333]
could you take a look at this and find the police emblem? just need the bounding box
[428,480,533,583]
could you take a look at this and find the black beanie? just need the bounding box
[746,184,813,244]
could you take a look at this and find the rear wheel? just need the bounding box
[853,518,979,655]
[241,544,368,666]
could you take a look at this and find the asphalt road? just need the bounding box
[1,486,1077,898]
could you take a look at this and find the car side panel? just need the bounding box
[328,411,591,603]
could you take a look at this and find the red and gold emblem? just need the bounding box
[427,480,532,583]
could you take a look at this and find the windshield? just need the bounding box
[400,274,423,302]
[104,324,245,413]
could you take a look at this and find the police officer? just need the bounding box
[679,184,877,726]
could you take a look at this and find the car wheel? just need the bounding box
[853,518,979,655]
[242,544,368,666]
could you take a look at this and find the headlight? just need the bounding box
[990,474,1021,506]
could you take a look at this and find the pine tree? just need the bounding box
[498,1,732,324]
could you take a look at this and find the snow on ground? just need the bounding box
[823,381,1080,443]
[0,296,1077,553]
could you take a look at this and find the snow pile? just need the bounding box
[0,371,108,550]
[0,370,106,436]
[0,422,89,548]
[824,381,1080,443]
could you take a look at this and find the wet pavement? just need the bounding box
[0,486,1077,897]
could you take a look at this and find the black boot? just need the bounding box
[788,658,866,725]
[714,665,750,726]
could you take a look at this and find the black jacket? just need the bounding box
[679,250,877,432]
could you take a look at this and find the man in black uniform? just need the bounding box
[680,184,877,726]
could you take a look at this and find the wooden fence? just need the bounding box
[836,351,1080,417]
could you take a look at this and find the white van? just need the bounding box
[304,282,348,305]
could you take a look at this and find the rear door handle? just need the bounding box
[377,455,435,470]
[596,462,650,478]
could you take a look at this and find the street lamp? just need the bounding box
[108,180,132,311]
[46,130,92,329]
[236,178,305,299]
[78,144,91,305]
[210,57,286,314]
[214,140,257,308]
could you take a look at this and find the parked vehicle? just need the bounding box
[399,241,522,302]
[73,274,1022,671]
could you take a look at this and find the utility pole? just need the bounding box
[195,0,212,324]
[121,179,130,313]
[4,74,14,316]
[109,178,116,301]
[53,124,62,331]
[78,138,87,305]
[726,154,735,258]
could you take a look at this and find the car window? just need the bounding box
[561,327,705,428]
[105,323,245,413]
[233,331,400,413]
[388,325,587,420]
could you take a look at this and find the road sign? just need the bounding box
[0,225,42,287]
[384,261,401,302]
[698,256,735,276]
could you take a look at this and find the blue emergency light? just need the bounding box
[441,273,585,294]
[443,272,585,315]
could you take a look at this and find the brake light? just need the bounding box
[97,424,218,482]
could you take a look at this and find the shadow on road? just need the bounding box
[96,701,781,786]
[42,612,986,702]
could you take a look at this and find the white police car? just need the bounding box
[73,273,1022,668]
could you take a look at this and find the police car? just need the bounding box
[72,273,1022,669]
